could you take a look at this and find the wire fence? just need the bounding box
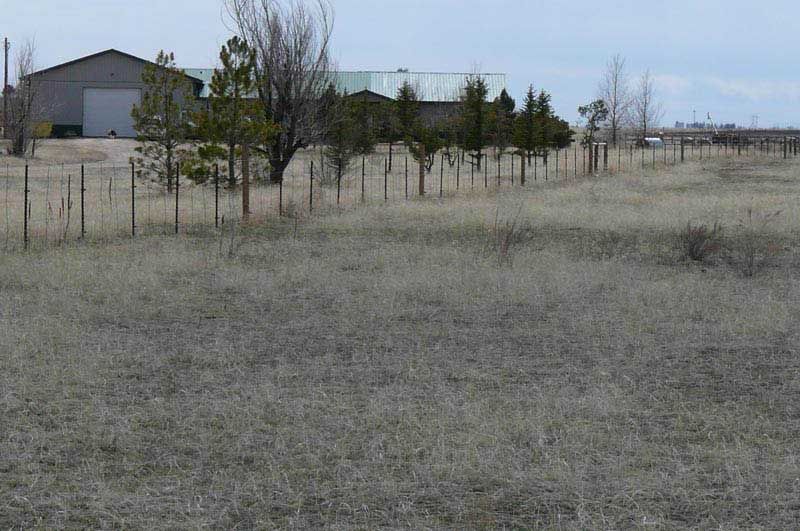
[3,136,799,251]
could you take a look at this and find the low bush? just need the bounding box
[679,221,722,262]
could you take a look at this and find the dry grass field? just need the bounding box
[2,152,800,528]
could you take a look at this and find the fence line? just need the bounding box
[2,136,799,251]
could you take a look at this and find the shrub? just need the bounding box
[679,221,722,262]
[727,208,782,277]
[488,204,533,266]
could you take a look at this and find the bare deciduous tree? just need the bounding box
[633,69,664,142]
[224,0,334,183]
[598,54,631,146]
[5,39,39,156]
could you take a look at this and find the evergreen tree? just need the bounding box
[488,88,516,160]
[459,75,489,169]
[131,51,194,193]
[395,82,441,195]
[375,100,401,171]
[512,85,538,173]
[350,94,377,157]
[532,89,554,156]
[395,82,420,139]
[321,91,376,183]
[578,99,609,171]
[323,92,357,181]
[191,37,276,218]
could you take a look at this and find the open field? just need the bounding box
[2,155,800,528]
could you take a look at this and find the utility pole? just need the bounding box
[3,37,8,139]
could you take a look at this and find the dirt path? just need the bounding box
[0,138,139,167]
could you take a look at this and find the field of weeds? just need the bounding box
[2,156,800,528]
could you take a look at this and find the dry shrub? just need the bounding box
[727,208,782,277]
[679,221,722,262]
[488,204,533,266]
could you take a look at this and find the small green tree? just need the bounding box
[323,92,357,183]
[578,99,609,172]
[459,75,489,169]
[532,89,554,157]
[350,94,377,158]
[192,37,276,219]
[395,82,440,195]
[375,100,401,171]
[131,50,194,193]
[487,88,515,160]
[512,85,537,184]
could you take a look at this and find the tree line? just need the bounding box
[127,0,579,219]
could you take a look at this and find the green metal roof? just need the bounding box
[333,71,506,102]
[183,68,506,102]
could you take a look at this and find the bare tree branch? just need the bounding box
[5,38,39,156]
[632,69,664,142]
[224,0,334,183]
[597,54,631,146]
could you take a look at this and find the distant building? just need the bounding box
[674,121,686,129]
[185,69,507,126]
[28,49,204,138]
[26,48,508,138]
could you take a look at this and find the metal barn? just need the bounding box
[30,49,202,138]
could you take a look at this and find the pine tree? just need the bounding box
[512,85,538,174]
[488,88,516,160]
[350,94,377,157]
[395,82,420,139]
[375,100,401,171]
[192,37,276,219]
[395,82,441,195]
[131,51,194,193]
[533,89,554,157]
[578,99,609,171]
[459,75,489,169]
[323,92,357,182]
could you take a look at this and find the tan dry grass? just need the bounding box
[2,154,800,528]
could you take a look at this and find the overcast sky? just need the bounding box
[5,0,799,127]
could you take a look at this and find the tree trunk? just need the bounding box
[269,159,288,184]
[166,150,173,194]
[519,153,526,186]
[418,144,426,196]
[242,144,250,221]
[228,143,236,189]
[587,143,593,175]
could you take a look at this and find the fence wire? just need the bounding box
[2,137,798,251]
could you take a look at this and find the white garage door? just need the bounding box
[83,88,141,138]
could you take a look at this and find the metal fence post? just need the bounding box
[23,165,29,250]
[404,156,408,199]
[130,161,136,237]
[174,162,180,234]
[471,160,475,188]
[309,160,314,213]
[385,158,389,202]
[439,155,444,198]
[361,156,366,203]
[214,164,219,227]
[80,164,85,239]
[279,177,284,216]
[556,146,561,179]
[336,166,341,206]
